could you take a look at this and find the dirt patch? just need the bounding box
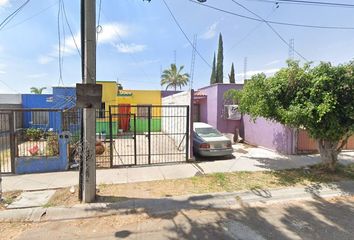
[0,191,22,210]
[47,164,354,207]
[0,222,33,240]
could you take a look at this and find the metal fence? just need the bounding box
[0,109,63,173]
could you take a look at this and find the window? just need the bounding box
[98,102,106,118]
[195,128,223,138]
[32,112,49,125]
[137,105,151,119]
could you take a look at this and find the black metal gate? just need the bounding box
[0,112,15,173]
[105,105,189,167]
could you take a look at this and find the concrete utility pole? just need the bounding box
[82,0,96,203]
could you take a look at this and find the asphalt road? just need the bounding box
[10,196,354,240]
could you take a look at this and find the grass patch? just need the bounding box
[0,191,21,210]
[46,163,354,207]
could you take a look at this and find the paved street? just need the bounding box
[4,196,353,240]
[3,144,354,192]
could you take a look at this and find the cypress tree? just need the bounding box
[229,63,235,83]
[210,53,216,85]
[216,33,224,83]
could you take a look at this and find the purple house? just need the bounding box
[192,83,296,155]
[194,83,243,134]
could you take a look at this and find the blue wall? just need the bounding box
[21,88,77,131]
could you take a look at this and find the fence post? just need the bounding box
[9,112,16,173]
[134,114,137,165]
[148,106,151,165]
[109,106,113,168]
[186,106,190,161]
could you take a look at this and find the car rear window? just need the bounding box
[195,127,223,138]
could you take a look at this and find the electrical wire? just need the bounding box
[2,1,58,31]
[230,0,308,61]
[188,0,354,30]
[162,0,212,68]
[0,0,30,31]
[246,0,354,8]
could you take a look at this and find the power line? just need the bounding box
[162,0,212,68]
[246,0,354,8]
[275,0,354,8]
[0,0,30,31]
[2,1,58,31]
[188,0,354,30]
[230,0,309,61]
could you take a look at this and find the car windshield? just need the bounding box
[195,127,222,138]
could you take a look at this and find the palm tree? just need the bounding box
[161,64,189,91]
[30,87,46,94]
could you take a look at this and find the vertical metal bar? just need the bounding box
[109,106,113,167]
[9,112,15,173]
[134,114,137,165]
[186,106,190,161]
[148,106,151,165]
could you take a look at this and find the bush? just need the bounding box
[25,128,44,141]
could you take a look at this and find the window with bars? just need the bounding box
[137,105,151,119]
[31,112,49,125]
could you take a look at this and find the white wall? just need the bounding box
[0,94,21,104]
[162,91,192,156]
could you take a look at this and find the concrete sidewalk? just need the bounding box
[1,181,354,223]
[3,145,354,192]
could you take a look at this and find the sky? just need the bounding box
[1,0,354,94]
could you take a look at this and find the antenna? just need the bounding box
[243,57,248,82]
[289,38,295,60]
[189,34,197,90]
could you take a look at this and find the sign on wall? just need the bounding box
[224,105,241,120]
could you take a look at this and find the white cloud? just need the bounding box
[38,55,55,64]
[0,0,10,8]
[27,73,48,79]
[0,63,6,74]
[115,43,146,53]
[200,21,219,40]
[97,23,129,44]
[265,60,280,66]
[236,68,280,77]
[38,22,130,64]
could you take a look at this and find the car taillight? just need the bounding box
[200,143,210,149]
[226,142,232,148]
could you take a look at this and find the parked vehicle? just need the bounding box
[193,122,233,157]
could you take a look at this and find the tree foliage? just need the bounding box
[224,89,242,105]
[216,33,224,83]
[210,53,217,85]
[30,87,46,94]
[161,64,189,91]
[229,63,235,83]
[232,61,354,170]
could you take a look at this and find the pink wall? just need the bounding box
[243,115,295,154]
[198,84,243,134]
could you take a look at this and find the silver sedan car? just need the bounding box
[193,122,233,157]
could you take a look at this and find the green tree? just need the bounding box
[30,87,46,94]
[229,63,235,83]
[210,53,216,85]
[216,33,224,83]
[161,64,189,91]
[234,61,354,171]
[224,89,242,105]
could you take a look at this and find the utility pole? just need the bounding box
[81,0,96,203]
[189,34,197,90]
[288,38,295,60]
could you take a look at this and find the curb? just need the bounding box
[1,181,353,223]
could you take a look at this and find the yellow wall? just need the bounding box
[97,82,162,116]
[97,81,118,113]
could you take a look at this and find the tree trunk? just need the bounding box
[317,139,339,171]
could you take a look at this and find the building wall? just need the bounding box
[97,81,118,112]
[52,87,76,109]
[198,84,243,134]
[162,91,193,159]
[161,90,182,98]
[243,115,295,154]
[0,94,22,105]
